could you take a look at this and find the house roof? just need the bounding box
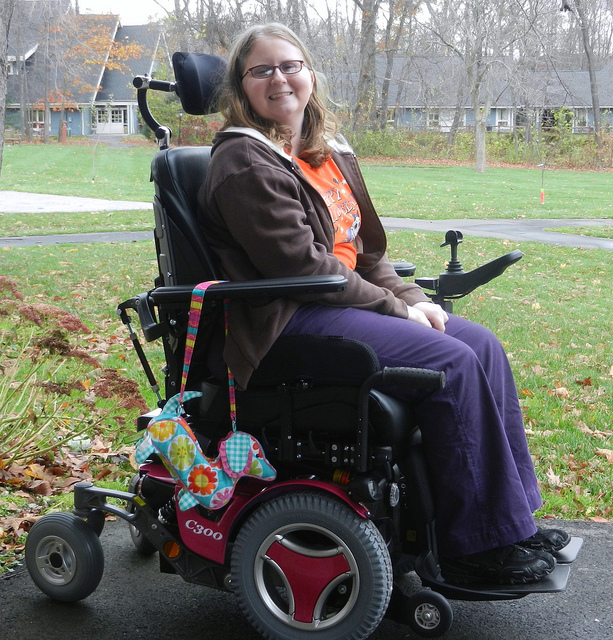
[96,25,162,103]
[6,11,161,109]
[366,55,613,110]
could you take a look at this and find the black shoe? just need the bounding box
[519,527,570,554]
[440,544,556,586]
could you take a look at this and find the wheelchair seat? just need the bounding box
[146,141,419,470]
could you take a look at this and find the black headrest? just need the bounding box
[172,52,227,116]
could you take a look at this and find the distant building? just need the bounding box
[336,55,613,134]
[6,8,163,138]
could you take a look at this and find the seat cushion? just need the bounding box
[249,334,380,387]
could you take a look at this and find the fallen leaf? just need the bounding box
[94,468,112,481]
[29,480,52,496]
[546,466,562,487]
[549,387,569,397]
[595,449,613,464]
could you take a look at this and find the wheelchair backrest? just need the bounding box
[152,146,219,287]
[148,52,227,288]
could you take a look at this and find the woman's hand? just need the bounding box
[408,302,449,332]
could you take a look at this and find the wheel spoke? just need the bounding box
[265,539,352,623]
[253,523,361,630]
[414,602,441,630]
[35,537,77,585]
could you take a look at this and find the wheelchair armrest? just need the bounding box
[392,262,416,277]
[415,250,523,299]
[118,275,347,342]
[118,293,167,342]
[354,366,445,472]
[148,274,348,304]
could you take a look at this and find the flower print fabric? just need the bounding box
[135,391,276,511]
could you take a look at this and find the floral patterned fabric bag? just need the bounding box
[135,282,276,510]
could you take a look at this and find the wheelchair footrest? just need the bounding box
[415,544,579,602]
[554,535,583,564]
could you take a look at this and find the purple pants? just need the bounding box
[282,304,542,557]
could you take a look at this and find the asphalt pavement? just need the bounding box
[0,519,611,640]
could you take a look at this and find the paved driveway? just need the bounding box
[0,519,610,640]
[1,190,612,250]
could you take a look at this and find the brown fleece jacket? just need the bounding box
[198,128,429,388]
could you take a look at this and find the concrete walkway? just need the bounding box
[1,190,613,250]
[0,518,611,640]
[0,190,152,214]
[381,216,613,251]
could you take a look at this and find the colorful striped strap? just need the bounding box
[180,281,237,432]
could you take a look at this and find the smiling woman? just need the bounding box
[240,38,314,154]
[197,21,571,588]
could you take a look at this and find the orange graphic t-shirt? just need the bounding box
[293,156,361,270]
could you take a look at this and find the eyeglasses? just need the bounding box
[242,60,306,80]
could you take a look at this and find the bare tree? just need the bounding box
[378,0,420,130]
[352,0,381,130]
[422,0,520,173]
[0,0,17,174]
[563,0,604,154]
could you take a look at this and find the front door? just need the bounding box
[96,107,127,134]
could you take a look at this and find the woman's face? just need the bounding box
[241,37,314,136]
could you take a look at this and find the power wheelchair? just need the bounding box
[25,52,582,640]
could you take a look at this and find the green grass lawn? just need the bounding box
[1,143,611,524]
[0,209,153,237]
[1,145,612,240]
[0,143,157,201]
[2,230,611,522]
[361,163,613,220]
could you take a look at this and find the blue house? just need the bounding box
[370,55,613,134]
[6,9,163,138]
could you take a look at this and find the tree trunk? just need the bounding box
[474,105,487,173]
[378,0,413,131]
[570,0,603,154]
[16,12,32,140]
[468,55,490,174]
[352,0,379,130]
[447,81,467,153]
[0,0,17,175]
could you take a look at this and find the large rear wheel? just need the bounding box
[231,492,393,640]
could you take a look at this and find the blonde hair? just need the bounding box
[219,23,337,167]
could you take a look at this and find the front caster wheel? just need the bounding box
[231,492,393,640]
[25,512,104,602]
[406,590,453,638]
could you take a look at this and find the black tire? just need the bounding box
[231,492,393,640]
[85,510,106,536]
[127,474,157,556]
[25,512,104,602]
[406,590,454,638]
